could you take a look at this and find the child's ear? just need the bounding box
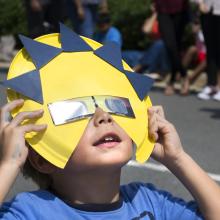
[28,148,57,174]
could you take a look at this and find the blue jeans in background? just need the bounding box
[65,0,98,38]
[122,40,170,74]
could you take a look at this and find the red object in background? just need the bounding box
[197,51,206,63]
[151,20,161,40]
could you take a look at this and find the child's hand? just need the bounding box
[148,106,185,167]
[0,100,47,169]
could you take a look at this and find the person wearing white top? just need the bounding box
[194,0,220,101]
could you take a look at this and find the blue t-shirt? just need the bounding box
[0,182,203,220]
[94,27,122,47]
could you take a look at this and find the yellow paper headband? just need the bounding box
[2,23,154,168]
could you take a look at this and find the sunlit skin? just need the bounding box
[50,107,133,205]
[65,107,133,171]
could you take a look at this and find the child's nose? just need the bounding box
[93,107,113,127]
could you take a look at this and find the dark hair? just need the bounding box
[22,158,52,189]
[97,13,111,25]
[22,143,52,189]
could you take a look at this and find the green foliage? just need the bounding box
[0,0,27,35]
[108,0,152,49]
[0,0,151,49]
[0,0,193,50]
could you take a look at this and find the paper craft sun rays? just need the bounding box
[1,23,154,168]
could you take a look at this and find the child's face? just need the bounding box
[63,107,133,173]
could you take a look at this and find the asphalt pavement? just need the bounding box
[0,68,219,202]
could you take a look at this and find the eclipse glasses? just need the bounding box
[48,95,135,125]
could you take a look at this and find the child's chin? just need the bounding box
[81,156,131,171]
[95,155,131,168]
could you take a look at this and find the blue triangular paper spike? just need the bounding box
[59,23,93,52]
[19,35,62,69]
[94,42,124,72]
[1,70,43,104]
[124,70,154,100]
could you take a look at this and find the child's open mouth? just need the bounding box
[93,133,121,148]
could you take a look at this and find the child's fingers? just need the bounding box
[155,113,169,124]
[148,106,165,118]
[150,131,159,142]
[155,113,176,134]
[148,106,166,128]
[10,110,44,127]
[0,99,24,125]
[148,111,159,141]
[148,108,171,140]
[21,124,47,133]
[148,112,157,132]
[0,99,24,114]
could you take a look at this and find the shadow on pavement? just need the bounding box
[151,86,198,96]
[200,107,220,119]
[0,68,8,74]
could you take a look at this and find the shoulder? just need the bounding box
[108,27,121,35]
[11,190,56,205]
[106,27,122,45]
[120,182,169,203]
[121,181,160,195]
[120,182,164,211]
[120,182,204,220]
[0,190,59,219]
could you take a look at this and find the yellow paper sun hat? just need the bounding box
[1,23,154,168]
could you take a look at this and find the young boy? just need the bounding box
[94,12,122,47]
[0,24,220,220]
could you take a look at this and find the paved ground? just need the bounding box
[1,67,220,202]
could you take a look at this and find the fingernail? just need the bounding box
[148,108,153,113]
[151,133,157,142]
[40,124,47,128]
[32,110,44,116]
[37,109,44,113]
[17,99,24,104]
[149,134,155,142]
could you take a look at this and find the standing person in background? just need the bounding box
[24,0,64,38]
[65,0,108,38]
[154,0,190,95]
[133,6,170,76]
[122,6,170,77]
[195,0,220,101]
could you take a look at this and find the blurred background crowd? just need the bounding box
[0,0,220,101]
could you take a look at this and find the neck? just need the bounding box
[52,169,121,206]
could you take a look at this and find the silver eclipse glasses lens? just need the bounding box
[48,95,135,125]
